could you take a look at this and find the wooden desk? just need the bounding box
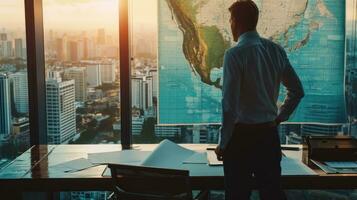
[0,144,357,193]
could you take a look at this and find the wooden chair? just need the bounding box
[108,164,209,200]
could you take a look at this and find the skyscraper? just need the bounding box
[3,41,12,58]
[10,71,29,114]
[100,62,116,84]
[14,38,23,58]
[86,63,101,87]
[69,41,79,61]
[0,73,12,140]
[131,75,153,110]
[64,67,87,102]
[97,28,106,45]
[0,33,7,41]
[46,71,76,144]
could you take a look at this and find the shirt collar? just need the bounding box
[237,30,260,45]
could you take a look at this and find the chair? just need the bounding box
[108,164,209,200]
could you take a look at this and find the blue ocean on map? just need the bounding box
[158,0,347,124]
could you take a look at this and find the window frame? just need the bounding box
[24,0,132,148]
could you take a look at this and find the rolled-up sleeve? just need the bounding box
[277,50,305,122]
[219,50,241,150]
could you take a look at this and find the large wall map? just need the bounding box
[158,0,346,124]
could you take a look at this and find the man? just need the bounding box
[215,1,305,200]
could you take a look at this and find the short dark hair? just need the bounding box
[229,0,259,31]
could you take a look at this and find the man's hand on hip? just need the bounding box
[215,145,224,161]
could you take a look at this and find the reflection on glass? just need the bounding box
[0,0,30,167]
[43,0,120,146]
[43,0,119,199]
[347,0,357,138]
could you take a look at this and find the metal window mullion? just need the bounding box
[119,0,132,149]
[25,0,47,145]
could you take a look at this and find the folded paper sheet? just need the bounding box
[52,158,100,173]
[88,150,151,165]
[141,139,196,168]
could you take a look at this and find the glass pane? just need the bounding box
[130,0,220,145]
[43,0,119,199]
[43,0,120,145]
[347,0,357,138]
[131,0,352,146]
[0,0,30,166]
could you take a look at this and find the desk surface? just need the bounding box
[0,144,356,191]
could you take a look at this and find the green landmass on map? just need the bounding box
[166,0,331,89]
[166,0,230,89]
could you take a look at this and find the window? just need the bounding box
[0,0,31,166]
[43,0,119,199]
[347,0,357,138]
[130,0,221,145]
[131,0,354,146]
[43,0,120,145]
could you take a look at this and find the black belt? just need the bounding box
[235,121,277,129]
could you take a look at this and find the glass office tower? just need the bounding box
[0,73,11,140]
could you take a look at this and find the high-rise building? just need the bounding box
[85,63,101,87]
[149,69,158,98]
[0,73,12,140]
[301,124,343,136]
[100,62,115,84]
[155,125,181,138]
[55,38,64,60]
[2,41,12,58]
[0,33,7,41]
[131,75,153,110]
[192,125,208,144]
[77,39,85,60]
[132,116,144,135]
[97,29,106,45]
[69,41,79,61]
[64,67,87,102]
[82,37,89,59]
[10,71,29,114]
[46,71,76,144]
[12,117,30,148]
[14,38,23,58]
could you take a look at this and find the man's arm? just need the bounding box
[276,50,305,123]
[218,50,241,151]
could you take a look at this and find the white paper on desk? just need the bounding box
[52,158,99,173]
[281,157,316,176]
[325,161,357,169]
[183,152,208,164]
[207,151,223,166]
[141,139,195,169]
[88,150,151,165]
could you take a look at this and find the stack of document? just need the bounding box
[311,160,357,174]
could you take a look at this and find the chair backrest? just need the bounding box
[108,164,193,200]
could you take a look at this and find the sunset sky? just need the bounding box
[0,0,355,32]
[0,0,157,32]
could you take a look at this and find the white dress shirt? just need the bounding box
[219,31,304,149]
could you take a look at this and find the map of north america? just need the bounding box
[158,0,346,124]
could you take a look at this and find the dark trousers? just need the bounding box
[223,123,286,200]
